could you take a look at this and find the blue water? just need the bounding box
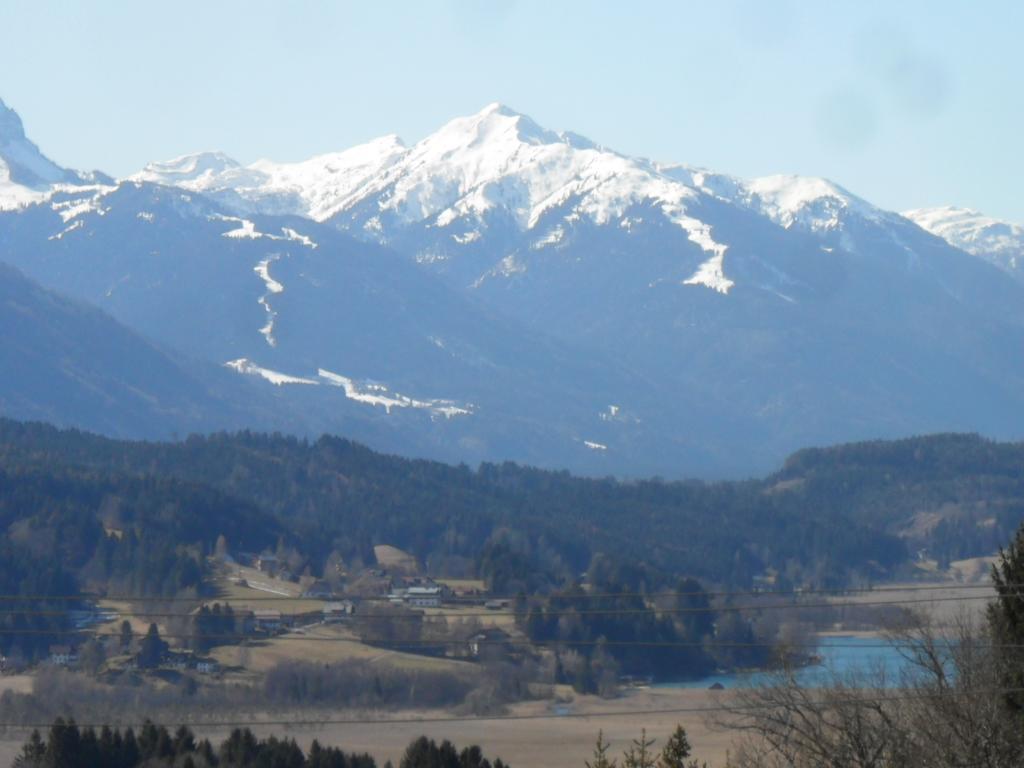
[656,636,912,689]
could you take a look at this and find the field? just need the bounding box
[207,566,327,614]
[209,623,471,676]
[373,545,419,573]
[0,686,738,768]
[826,566,995,628]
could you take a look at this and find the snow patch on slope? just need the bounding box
[225,358,318,386]
[51,189,113,223]
[210,214,318,248]
[254,256,284,347]
[318,368,473,419]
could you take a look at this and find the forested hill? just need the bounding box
[771,434,1024,564]
[0,418,901,588]
[1,420,1020,594]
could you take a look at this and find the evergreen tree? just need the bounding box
[622,730,656,768]
[657,726,705,768]
[11,729,44,768]
[119,620,134,651]
[44,718,81,768]
[988,522,1024,714]
[585,730,617,768]
[137,623,166,669]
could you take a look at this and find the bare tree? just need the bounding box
[718,613,1024,768]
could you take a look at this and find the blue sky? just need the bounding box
[2,0,1021,220]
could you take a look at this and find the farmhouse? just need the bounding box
[49,645,78,667]
[405,586,443,608]
[163,651,190,671]
[468,627,513,660]
[322,600,355,623]
[302,580,335,599]
[256,553,278,573]
[195,659,219,674]
[253,609,283,632]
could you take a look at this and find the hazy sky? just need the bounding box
[2,0,1021,221]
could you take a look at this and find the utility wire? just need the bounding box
[0,626,1011,651]
[0,593,1001,620]
[0,686,1022,731]
[0,581,1006,604]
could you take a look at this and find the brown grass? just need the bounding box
[209,624,469,676]
[0,687,740,768]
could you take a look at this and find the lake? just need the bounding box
[657,635,914,689]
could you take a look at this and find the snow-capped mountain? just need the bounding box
[0,98,107,210]
[132,136,408,221]
[0,177,698,473]
[134,103,909,294]
[3,98,1024,476]
[904,206,1024,279]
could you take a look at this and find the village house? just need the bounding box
[253,609,283,633]
[195,659,219,675]
[405,585,443,608]
[163,650,190,671]
[322,600,355,623]
[302,580,335,599]
[467,627,513,660]
[49,645,78,667]
[256,553,279,573]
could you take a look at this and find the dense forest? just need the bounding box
[0,419,1021,659]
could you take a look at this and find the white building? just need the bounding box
[405,586,442,608]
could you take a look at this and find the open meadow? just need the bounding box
[0,685,737,768]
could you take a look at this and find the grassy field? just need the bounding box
[0,686,738,768]
[209,623,471,676]
[206,568,327,614]
[373,545,418,573]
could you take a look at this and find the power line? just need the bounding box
[0,626,1013,652]
[0,581,1007,604]
[0,593,1000,620]
[0,686,1021,731]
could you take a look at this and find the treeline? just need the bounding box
[0,419,934,594]
[774,432,1024,564]
[514,558,777,688]
[11,720,508,768]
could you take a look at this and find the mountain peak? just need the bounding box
[477,101,521,118]
[440,102,563,148]
[137,151,242,183]
[0,98,27,143]
[905,206,1024,276]
[0,97,82,195]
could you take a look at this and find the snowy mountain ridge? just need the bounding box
[4,96,1024,477]
[130,103,912,296]
[0,98,108,210]
[904,206,1024,278]
[131,105,892,264]
[134,103,886,230]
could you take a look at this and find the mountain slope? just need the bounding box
[904,206,1024,279]
[0,97,106,210]
[0,261,295,438]
[0,180,709,474]
[135,103,1024,470]
[5,99,1024,475]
